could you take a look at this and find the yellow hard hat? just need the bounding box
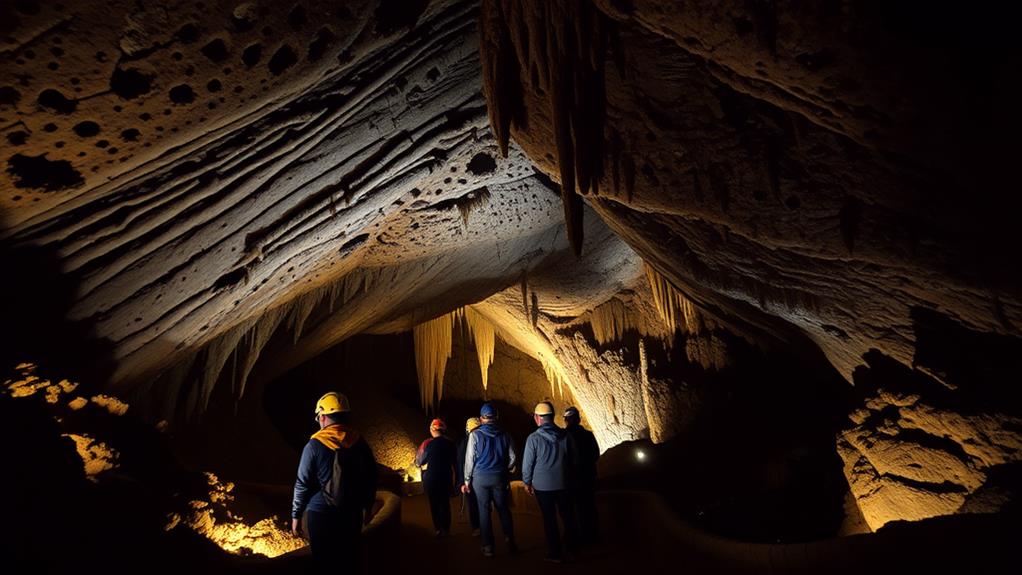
[465,417,482,433]
[534,401,554,416]
[314,392,350,418]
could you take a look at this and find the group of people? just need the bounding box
[415,401,600,563]
[289,392,600,568]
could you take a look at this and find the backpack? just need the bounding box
[322,443,361,508]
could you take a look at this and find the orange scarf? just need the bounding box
[311,423,360,450]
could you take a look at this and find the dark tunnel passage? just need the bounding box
[3,0,1022,573]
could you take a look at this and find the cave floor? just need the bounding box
[397,493,682,573]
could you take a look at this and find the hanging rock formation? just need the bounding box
[479,0,1022,526]
[3,0,1020,539]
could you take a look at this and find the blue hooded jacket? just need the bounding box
[463,422,516,484]
[291,424,377,519]
[522,422,570,491]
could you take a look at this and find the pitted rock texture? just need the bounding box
[1,0,382,207]
[479,0,1021,525]
[3,1,580,397]
[479,0,1021,381]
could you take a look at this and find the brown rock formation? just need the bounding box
[478,0,1022,525]
[3,0,1020,539]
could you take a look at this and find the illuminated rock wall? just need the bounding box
[838,353,1022,530]
[479,0,1022,525]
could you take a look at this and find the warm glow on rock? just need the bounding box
[3,365,76,401]
[167,473,305,558]
[89,394,129,416]
[63,433,119,480]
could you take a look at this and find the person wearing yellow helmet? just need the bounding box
[291,392,378,572]
[456,417,484,536]
[522,401,579,563]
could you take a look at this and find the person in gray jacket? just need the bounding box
[522,401,580,563]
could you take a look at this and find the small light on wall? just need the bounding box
[635,449,646,462]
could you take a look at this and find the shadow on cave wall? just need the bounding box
[0,363,230,574]
[590,325,854,543]
[849,306,1022,420]
[0,239,115,389]
[911,306,1022,415]
[0,234,235,572]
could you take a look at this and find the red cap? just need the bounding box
[430,418,446,431]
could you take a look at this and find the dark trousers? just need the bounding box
[572,483,599,544]
[466,488,480,530]
[425,481,452,532]
[306,508,362,573]
[535,488,579,559]
[472,473,515,549]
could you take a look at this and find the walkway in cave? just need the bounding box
[398,493,643,573]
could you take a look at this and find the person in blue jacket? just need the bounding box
[461,402,517,557]
[522,401,579,563]
[292,392,378,571]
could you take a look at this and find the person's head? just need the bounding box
[314,392,351,429]
[479,402,498,423]
[429,418,446,437]
[533,401,554,426]
[465,417,482,434]
[563,406,581,427]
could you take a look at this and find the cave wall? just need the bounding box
[3,0,560,395]
[478,0,1022,526]
[443,325,577,421]
[838,350,1022,530]
[4,0,1020,536]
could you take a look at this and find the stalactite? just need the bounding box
[645,262,703,335]
[644,263,728,370]
[288,291,321,345]
[461,307,496,391]
[479,0,523,157]
[198,323,253,413]
[480,0,611,257]
[457,187,492,225]
[590,297,631,346]
[540,355,566,398]
[234,306,289,400]
[148,267,387,423]
[413,312,455,412]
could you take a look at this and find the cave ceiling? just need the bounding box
[2,0,1020,414]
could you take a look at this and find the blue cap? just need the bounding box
[480,402,498,418]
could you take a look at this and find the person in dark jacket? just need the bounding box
[564,405,600,545]
[455,417,483,536]
[461,403,517,557]
[523,401,579,563]
[292,392,378,572]
[416,418,457,536]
